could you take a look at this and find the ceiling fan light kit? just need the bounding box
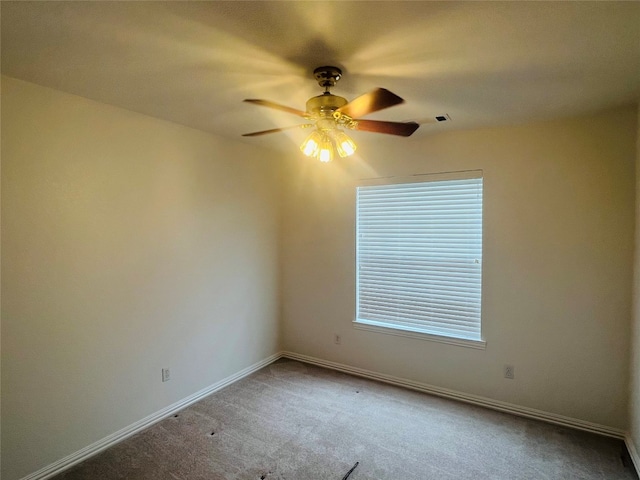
[243,66,420,162]
[299,128,357,163]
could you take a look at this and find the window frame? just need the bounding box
[354,170,486,350]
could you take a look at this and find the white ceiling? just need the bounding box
[2,1,639,150]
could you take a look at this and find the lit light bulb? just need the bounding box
[333,131,357,157]
[318,133,334,163]
[319,148,332,162]
[300,131,321,157]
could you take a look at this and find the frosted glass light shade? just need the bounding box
[333,131,357,157]
[318,133,334,163]
[300,131,321,157]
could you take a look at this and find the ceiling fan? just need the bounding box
[242,66,420,162]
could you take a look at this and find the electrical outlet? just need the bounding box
[334,334,341,345]
[162,368,171,382]
[504,365,515,380]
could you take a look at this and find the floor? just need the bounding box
[54,359,638,479]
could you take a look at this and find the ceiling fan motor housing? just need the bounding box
[306,94,348,117]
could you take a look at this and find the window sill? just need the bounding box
[353,319,487,350]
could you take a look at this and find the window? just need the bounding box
[355,171,484,348]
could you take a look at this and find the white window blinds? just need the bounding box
[356,173,483,342]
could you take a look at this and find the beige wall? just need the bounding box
[281,106,637,430]
[0,76,281,480]
[2,74,638,479]
[630,104,640,456]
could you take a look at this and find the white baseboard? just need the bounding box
[21,350,631,480]
[281,351,627,440]
[625,434,640,474]
[20,352,283,480]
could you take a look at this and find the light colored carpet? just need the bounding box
[55,359,637,479]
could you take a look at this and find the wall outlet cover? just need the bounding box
[504,365,515,380]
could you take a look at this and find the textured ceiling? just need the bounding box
[2,1,639,150]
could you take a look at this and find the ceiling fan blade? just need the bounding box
[243,99,307,117]
[354,119,420,137]
[337,88,404,118]
[242,124,311,137]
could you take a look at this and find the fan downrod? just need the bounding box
[314,66,342,89]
